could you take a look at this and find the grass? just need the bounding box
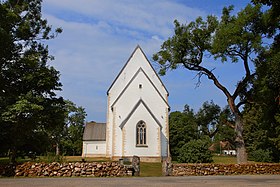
[65,156,110,162]
[212,155,237,164]
[140,162,162,177]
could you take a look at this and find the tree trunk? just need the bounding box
[9,146,17,164]
[56,142,60,156]
[235,115,248,163]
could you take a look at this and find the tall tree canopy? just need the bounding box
[0,0,63,162]
[241,0,280,162]
[154,4,267,163]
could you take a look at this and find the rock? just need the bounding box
[132,155,140,176]
[66,171,72,177]
[74,167,81,172]
[97,164,102,169]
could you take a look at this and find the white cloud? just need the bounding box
[41,1,214,122]
[43,0,206,38]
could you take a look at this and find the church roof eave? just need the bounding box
[110,67,170,110]
[119,99,162,129]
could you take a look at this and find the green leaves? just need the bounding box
[178,139,213,163]
[153,14,219,73]
[0,0,64,162]
[2,97,43,122]
[212,4,264,63]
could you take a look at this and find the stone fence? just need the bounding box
[15,161,134,177]
[164,163,280,176]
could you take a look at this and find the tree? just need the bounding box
[60,100,86,156]
[178,139,213,163]
[240,0,280,162]
[153,4,266,163]
[196,101,221,138]
[169,105,198,157]
[0,0,63,162]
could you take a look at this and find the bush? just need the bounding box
[249,149,273,163]
[178,139,213,163]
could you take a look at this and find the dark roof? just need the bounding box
[83,122,106,141]
[107,45,169,96]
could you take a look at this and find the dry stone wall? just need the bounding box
[171,163,280,176]
[15,162,134,177]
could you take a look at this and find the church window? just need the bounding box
[136,121,147,146]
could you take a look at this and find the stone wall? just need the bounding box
[170,163,280,176]
[15,162,134,177]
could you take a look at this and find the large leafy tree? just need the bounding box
[196,101,222,138]
[0,0,63,162]
[169,105,198,157]
[242,0,280,162]
[60,100,86,156]
[154,4,266,163]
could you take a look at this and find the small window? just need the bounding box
[96,146,98,150]
[136,121,147,147]
[139,84,142,89]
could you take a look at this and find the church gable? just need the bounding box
[107,45,168,103]
[110,67,169,110]
[119,99,162,129]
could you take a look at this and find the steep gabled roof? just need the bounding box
[107,45,169,96]
[119,99,162,129]
[83,122,106,141]
[110,67,170,110]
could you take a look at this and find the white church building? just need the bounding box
[82,46,170,162]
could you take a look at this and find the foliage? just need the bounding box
[60,100,86,156]
[249,149,273,163]
[154,4,268,163]
[169,106,198,157]
[169,102,235,158]
[196,101,234,140]
[242,0,280,162]
[178,139,213,163]
[0,0,63,162]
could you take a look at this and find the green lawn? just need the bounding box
[212,155,237,164]
[140,162,162,177]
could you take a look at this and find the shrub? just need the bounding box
[178,139,213,163]
[249,149,273,163]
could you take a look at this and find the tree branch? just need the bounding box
[208,127,219,138]
[232,73,256,100]
[222,119,235,129]
[183,62,232,101]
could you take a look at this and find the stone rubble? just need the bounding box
[15,162,134,177]
[171,163,280,176]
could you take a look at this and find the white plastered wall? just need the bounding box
[82,141,106,157]
[106,46,169,159]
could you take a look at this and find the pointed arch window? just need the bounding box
[136,121,147,147]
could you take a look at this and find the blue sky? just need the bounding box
[42,0,252,122]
